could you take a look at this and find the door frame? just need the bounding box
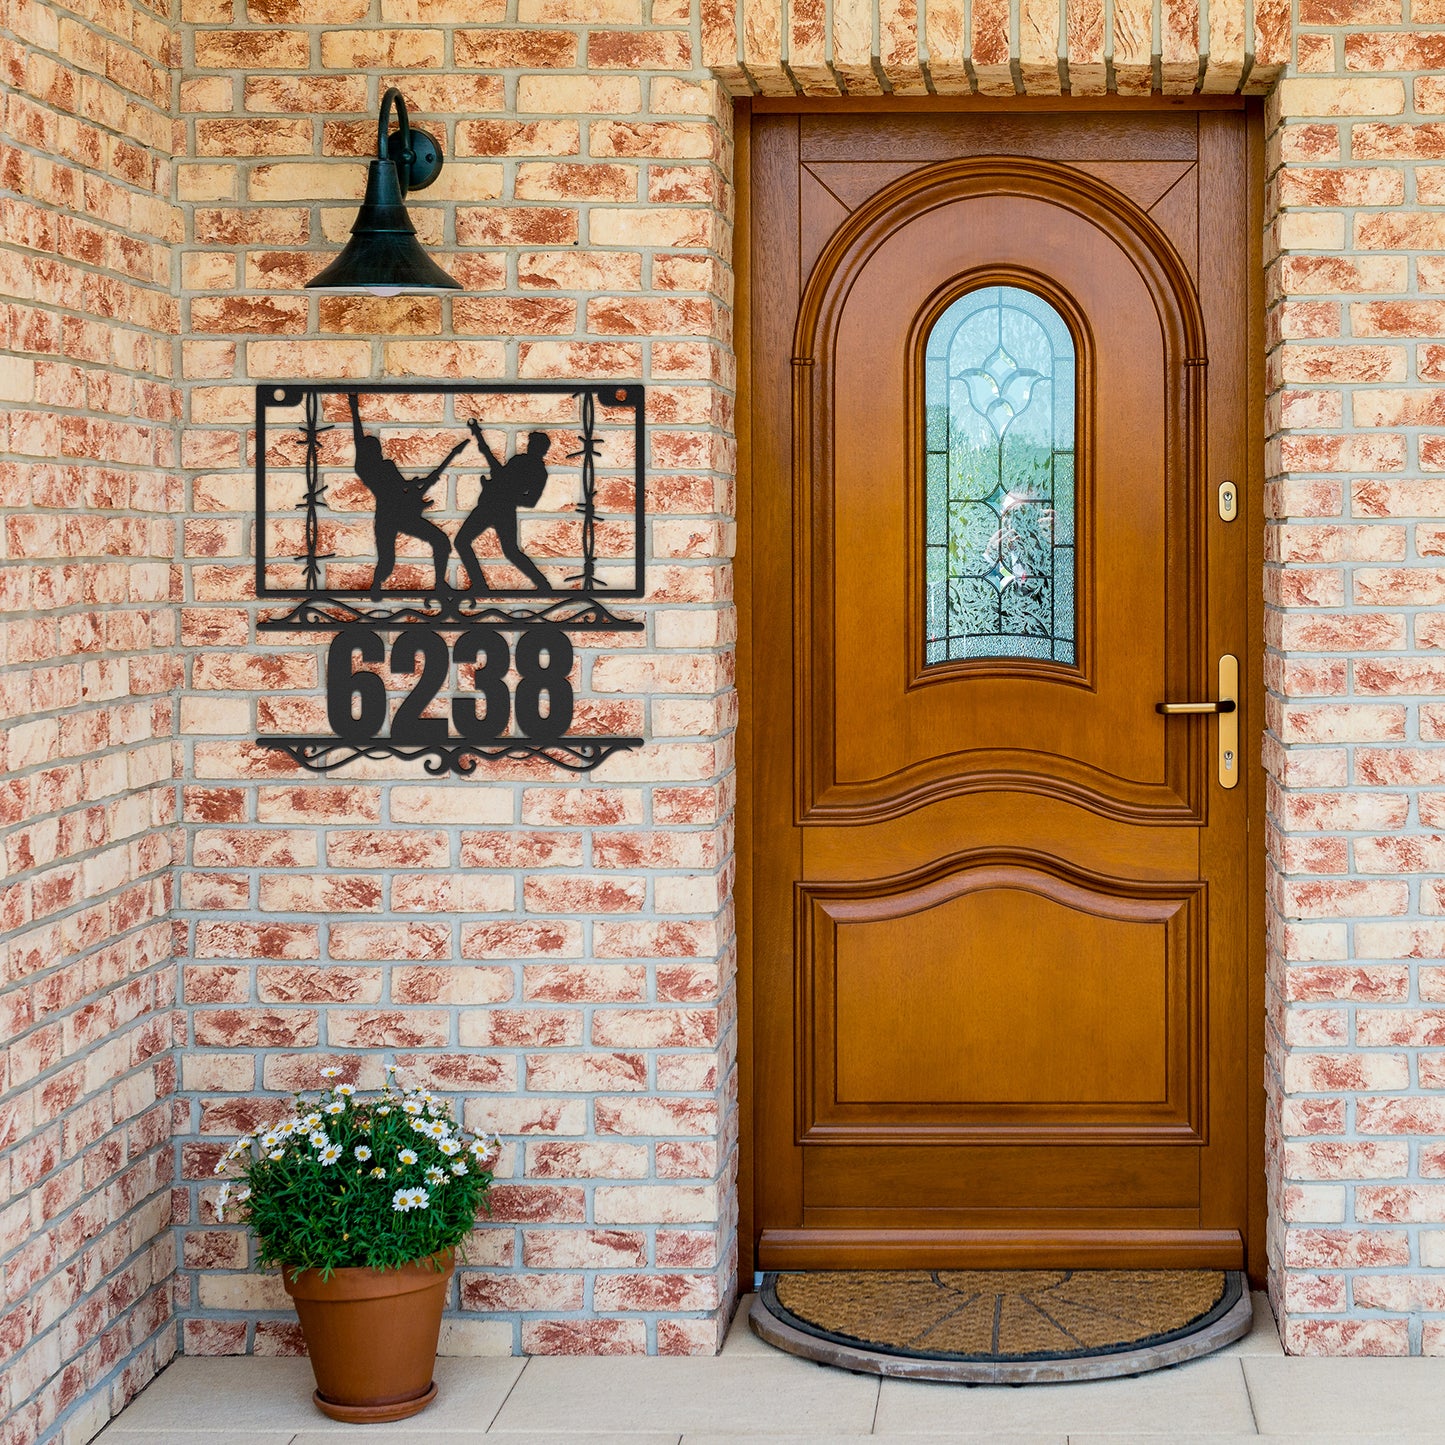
[734,95,1268,1286]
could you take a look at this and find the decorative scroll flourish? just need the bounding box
[259,595,645,633]
[252,382,647,774]
[924,286,1077,666]
[263,737,642,777]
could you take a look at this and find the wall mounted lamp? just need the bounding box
[306,87,460,296]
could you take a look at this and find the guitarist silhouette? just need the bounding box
[456,423,551,591]
[348,391,465,597]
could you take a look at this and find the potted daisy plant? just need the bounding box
[213,1066,500,1423]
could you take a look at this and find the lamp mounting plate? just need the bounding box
[386,126,443,193]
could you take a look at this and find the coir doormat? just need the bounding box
[750,1269,1251,1383]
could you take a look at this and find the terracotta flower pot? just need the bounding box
[282,1250,453,1423]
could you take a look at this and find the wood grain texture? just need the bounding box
[801,858,1202,1141]
[792,160,1208,829]
[757,1228,1245,1270]
[748,108,1259,1272]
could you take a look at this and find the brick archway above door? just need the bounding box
[703,0,1288,98]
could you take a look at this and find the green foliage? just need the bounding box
[213,1068,500,1277]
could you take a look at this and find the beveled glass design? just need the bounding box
[924,285,1077,666]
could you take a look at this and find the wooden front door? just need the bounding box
[746,107,1260,1272]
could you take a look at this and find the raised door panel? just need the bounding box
[798,859,1204,1145]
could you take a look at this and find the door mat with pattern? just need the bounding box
[750,1269,1251,1383]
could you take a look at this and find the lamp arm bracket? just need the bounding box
[377,87,442,196]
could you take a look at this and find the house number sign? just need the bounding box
[252,382,646,775]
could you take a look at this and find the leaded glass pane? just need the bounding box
[923,285,1077,666]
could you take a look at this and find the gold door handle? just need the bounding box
[1155,700,1236,714]
[1155,655,1239,789]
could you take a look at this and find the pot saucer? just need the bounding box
[312,1380,437,1423]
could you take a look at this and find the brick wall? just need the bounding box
[1265,6,1445,1357]
[171,0,740,1361]
[0,0,183,1440]
[19,1,1445,1436]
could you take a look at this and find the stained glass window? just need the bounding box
[924,285,1077,666]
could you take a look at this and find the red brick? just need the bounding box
[454,29,578,68]
[525,1053,647,1092]
[193,922,319,960]
[327,1011,451,1048]
[522,964,647,1002]
[193,1010,318,1048]
[461,1273,583,1312]
[521,1319,646,1354]
[521,1228,647,1266]
[328,922,449,961]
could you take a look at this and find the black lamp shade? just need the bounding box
[306,90,460,296]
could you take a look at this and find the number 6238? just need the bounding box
[326,624,575,746]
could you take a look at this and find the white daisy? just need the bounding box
[392,1187,429,1212]
[424,1120,448,1140]
[398,1148,418,1166]
[438,1138,461,1156]
[302,1113,322,1130]
[376,1105,392,1116]
[354,1145,372,1162]
[335,1084,356,1097]
[425,1166,445,1185]
[319,1144,342,1165]
[321,1067,341,1079]
[450,1161,468,1176]
[324,1100,345,1116]
[370,1166,387,1179]
[268,1149,284,1161]
[309,1131,329,1149]
[402,1100,423,1115]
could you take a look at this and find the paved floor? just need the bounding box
[97,1293,1445,1442]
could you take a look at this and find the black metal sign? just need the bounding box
[252,382,645,775]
